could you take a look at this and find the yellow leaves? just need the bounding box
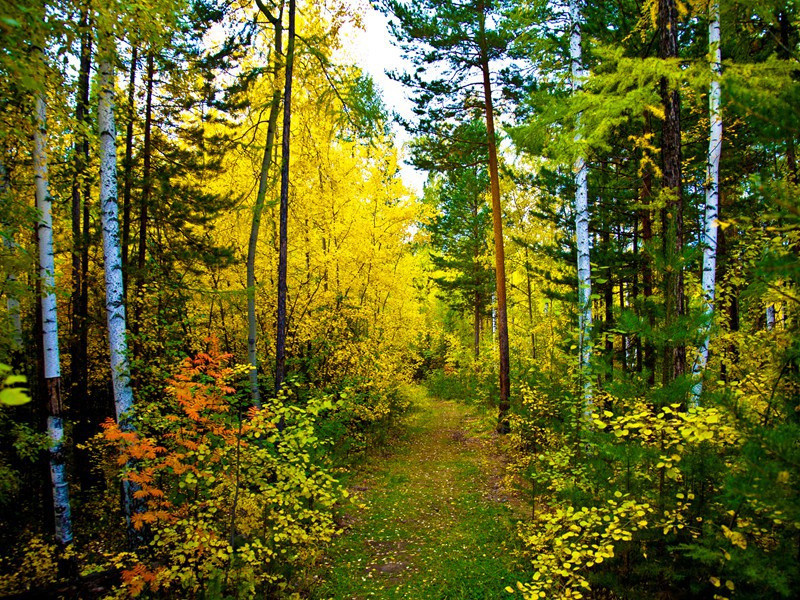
[721,525,747,550]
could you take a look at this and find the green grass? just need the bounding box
[308,386,529,599]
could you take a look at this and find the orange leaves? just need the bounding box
[121,563,163,596]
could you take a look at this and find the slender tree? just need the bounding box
[34,86,73,546]
[569,0,592,405]
[692,0,722,404]
[131,53,155,352]
[98,41,137,536]
[249,0,284,406]
[121,47,138,295]
[275,0,295,393]
[69,9,92,431]
[382,0,515,429]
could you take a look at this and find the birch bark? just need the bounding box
[570,0,593,405]
[692,0,722,404]
[34,91,73,545]
[98,50,138,536]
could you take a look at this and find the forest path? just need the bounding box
[309,385,528,599]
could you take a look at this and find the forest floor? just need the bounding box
[308,385,530,599]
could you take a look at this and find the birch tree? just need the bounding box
[98,41,137,532]
[570,0,592,404]
[692,0,722,404]
[34,87,73,546]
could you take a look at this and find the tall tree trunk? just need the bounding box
[570,0,593,406]
[69,13,93,489]
[778,11,798,183]
[659,0,686,386]
[692,0,721,405]
[477,7,511,432]
[473,211,481,359]
[98,49,137,542]
[633,214,642,373]
[640,117,656,385]
[248,2,283,407]
[525,246,536,360]
[275,0,296,394]
[121,47,138,296]
[603,227,613,382]
[132,53,155,353]
[34,90,73,546]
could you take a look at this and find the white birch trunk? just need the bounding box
[570,0,593,406]
[766,304,775,330]
[99,54,139,538]
[691,0,722,405]
[98,56,135,425]
[34,92,73,545]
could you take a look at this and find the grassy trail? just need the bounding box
[310,385,527,599]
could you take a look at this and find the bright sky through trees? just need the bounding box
[342,3,427,193]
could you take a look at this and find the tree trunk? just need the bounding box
[476,8,511,432]
[121,47,138,295]
[34,90,73,546]
[691,0,721,405]
[640,117,656,385]
[570,0,593,406]
[659,0,686,386]
[778,11,798,184]
[132,53,155,353]
[603,227,613,382]
[275,0,296,394]
[69,13,93,490]
[98,50,137,541]
[248,5,283,407]
[525,246,535,360]
[633,214,642,373]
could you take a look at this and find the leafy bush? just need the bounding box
[101,343,345,598]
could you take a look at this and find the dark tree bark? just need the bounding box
[121,47,138,296]
[132,53,155,352]
[275,0,295,394]
[640,117,656,385]
[659,0,685,385]
[248,0,284,407]
[69,12,95,490]
[603,226,613,382]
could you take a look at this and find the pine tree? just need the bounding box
[381,0,516,429]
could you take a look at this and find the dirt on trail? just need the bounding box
[309,386,529,600]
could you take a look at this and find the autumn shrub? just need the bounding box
[100,343,345,598]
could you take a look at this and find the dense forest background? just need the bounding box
[0,0,798,597]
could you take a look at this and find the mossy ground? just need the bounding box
[309,385,530,599]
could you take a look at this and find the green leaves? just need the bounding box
[0,364,30,406]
